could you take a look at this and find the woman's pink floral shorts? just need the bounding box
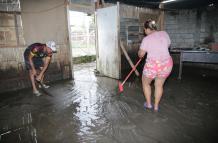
[143,57,173,79]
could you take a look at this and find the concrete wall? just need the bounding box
[0,0,72,93]
[69,0,95,13]
[69,0,115,14]
[0,13,25,46]
[21,0,69,45]
[21,0,73,81]
[165,8,218,49]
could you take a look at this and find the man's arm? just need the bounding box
[36,56,51,81]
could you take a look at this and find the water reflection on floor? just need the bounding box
[1,62,218,143]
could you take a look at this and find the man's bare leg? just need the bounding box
[29,70,38,93]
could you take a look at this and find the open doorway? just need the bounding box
[69,11,96,64]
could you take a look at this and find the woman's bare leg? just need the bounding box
[142,76,153,107]
[154,77,166,111]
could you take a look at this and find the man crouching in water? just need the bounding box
[23,41,57,96]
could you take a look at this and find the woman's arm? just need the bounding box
[138,49,146,58]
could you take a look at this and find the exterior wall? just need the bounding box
[165,8,218,49]
[0,0,72,93]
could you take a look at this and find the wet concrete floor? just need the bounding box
[0,62,218,143]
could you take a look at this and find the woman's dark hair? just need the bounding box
[144,19,157,30]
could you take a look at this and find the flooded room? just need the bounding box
[0,0,218,143]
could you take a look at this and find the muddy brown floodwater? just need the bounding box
[0,62,218,143]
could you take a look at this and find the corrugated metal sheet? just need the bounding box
[119,4,158,19]
[120,18,140,45]
[119,4,160,52]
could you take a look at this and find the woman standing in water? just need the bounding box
[138,19,173,112]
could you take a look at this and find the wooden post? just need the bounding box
[120,40,140,76]
[159,1,165,30]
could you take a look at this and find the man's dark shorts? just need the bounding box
[24,57,44,70]
[24,46,44,70]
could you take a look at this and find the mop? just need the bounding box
[118,58,142,93]
[35,78,53,97]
